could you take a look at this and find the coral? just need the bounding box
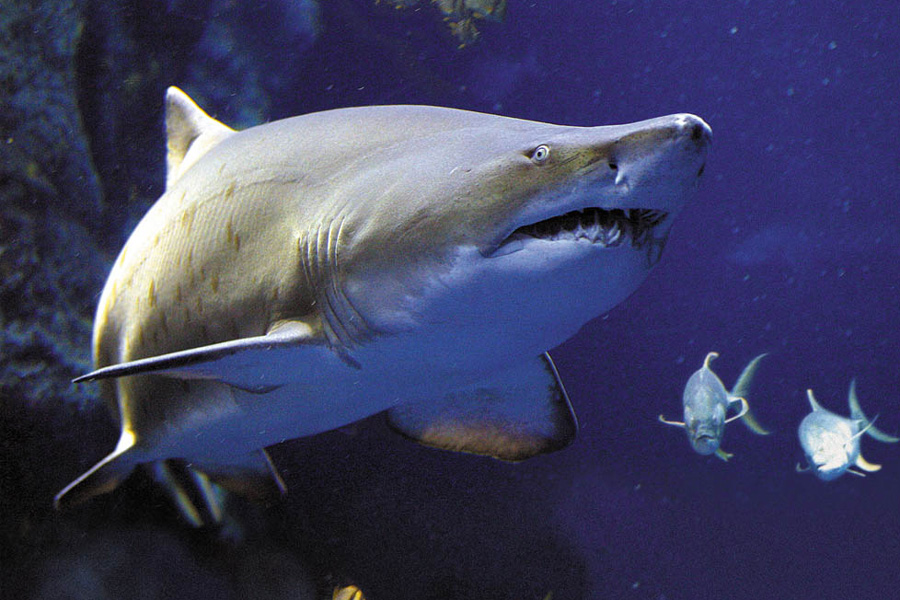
[380,0,507,46]
[0,0,103,222]
[0,1,109,414]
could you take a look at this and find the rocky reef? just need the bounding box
[380,0,507,45]
[1,1,320,597]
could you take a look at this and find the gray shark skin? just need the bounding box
[57,87,711,510]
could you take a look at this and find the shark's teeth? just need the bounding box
[507,208,667,249]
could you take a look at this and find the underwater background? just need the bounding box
[1,0,898,598]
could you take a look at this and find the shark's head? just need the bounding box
[324,109,710,357]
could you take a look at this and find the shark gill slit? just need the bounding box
[318,219,356,349]
[330,215,372,343]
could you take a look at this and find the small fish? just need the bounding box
[659,352,769,460]
[796,380,899,480]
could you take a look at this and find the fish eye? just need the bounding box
[530,144,551,164]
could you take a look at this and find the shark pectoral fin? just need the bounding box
[855,454,882,473]
[387,353,577,461]
[715,448,733,462]
[72,320,332,392]
[193,449,287,502]
[54,431,137,511]
[658,415,686,427]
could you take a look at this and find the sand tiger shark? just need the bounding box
[56,87,711,513]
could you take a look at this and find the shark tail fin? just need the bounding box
[54,430,137,511]
[164,86,235,190]
[848,379,900,443]
[730,352,770,435]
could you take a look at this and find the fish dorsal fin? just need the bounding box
[806,389,823,412]
[847,379,900,443]
[165,86,235,190]
[702,351,719,370]
[387,353,577,461]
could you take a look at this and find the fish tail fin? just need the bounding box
[848,379,900,443]
[731,353,771,435]
[54,430,137,511]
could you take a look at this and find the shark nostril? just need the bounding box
[608,162,618,171]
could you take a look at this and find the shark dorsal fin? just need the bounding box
[165,86,235,190]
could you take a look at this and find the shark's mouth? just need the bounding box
[493,208,668,257]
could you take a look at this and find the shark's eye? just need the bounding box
[530,145,550,164]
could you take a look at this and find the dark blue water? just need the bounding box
[285,1,900,598]
[4,1,900,598]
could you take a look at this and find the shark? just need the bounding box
[797,380,898,480]
[56,87,711,512]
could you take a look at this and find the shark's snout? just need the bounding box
[676,113,713,145]
[678,114,713,177]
